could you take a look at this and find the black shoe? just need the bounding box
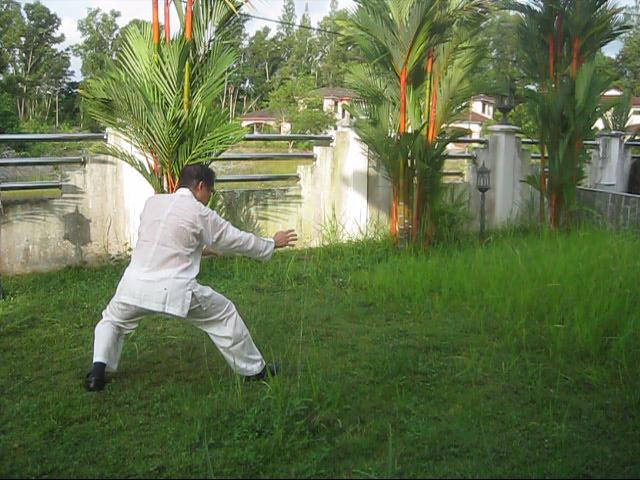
[85,372,107,392]
[244,363,280,382]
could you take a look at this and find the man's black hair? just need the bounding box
[177,164,216,190]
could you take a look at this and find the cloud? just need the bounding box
[59,15,81,46]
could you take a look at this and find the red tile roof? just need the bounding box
[241,109,276,121]
[316,87,358,99]
[471,94,496,104]
[601,95,640,106]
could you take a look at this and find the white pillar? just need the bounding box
[298,128,370,243]
[106,129,155,248]
[472,125,533,227]
[589,131,631,193]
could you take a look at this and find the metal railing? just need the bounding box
[445,152,475,160]
[215,152,314,161]
[0,132,333,144]
[0,132,332,192]
[4,131,626,192]
[0,156,86,167]
[454,137,488,145]
[521,138,598,149]
[442,170,465,178]
[216,173,300,183]
[0,134,102,193]
[0,180,62,191]
[0,133,106,142]
[242,134,332,142]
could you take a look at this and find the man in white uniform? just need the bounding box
[85,164,297,391]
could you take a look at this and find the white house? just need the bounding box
[317,89,497,137]
[450,95,496,139]
[240,88,356,134]
[240,109,291,134]
[317,87,356,129]
[595,88,640,135]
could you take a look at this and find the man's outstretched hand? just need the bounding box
[273,229,298,249]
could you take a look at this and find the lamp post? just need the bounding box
[496,93,514,125]
[476,161,491,241]
[496,79,516,125]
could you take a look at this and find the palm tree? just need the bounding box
[341,0,488,246]
[515,0,628,228]
[341,0,448,243]
[81,0,248,193]
[600,90,634,133]
[414,34,479,243]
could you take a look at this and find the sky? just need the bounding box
[17,0,636,80]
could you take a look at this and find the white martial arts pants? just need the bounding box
[92,285,266,376]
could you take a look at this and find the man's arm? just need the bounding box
[272,229,298,248]
[202,208,297,261]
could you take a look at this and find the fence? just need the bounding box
[576,187,640,231]
[2,126,638,275]
[0,129,385,274]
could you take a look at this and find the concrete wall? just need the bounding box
[471,125,534,228]
[576,187,640,231]
[224,129,379,247]
[1,128,382,274]
[298,129,372,242]
[13,124,637,275]
[1,155,150,275]
[0,123,551,275]
[585,132,633,193]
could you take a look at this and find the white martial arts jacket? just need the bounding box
[113,188,275,317]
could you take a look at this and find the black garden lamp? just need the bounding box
[476,161,491,240]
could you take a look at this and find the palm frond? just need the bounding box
[81,7,245,193]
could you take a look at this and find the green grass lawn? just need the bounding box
[0,188,62,202]
[1,229,639,478]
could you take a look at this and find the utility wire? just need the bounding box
[239,13,345,37]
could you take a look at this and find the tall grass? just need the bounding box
[354,229,640,373]
[1,229,638,478]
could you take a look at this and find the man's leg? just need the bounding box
[186,285,267,377]
[87,299,147,391]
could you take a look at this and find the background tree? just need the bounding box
[238,26,282,110]
[474,10,524,98]
[0,0,22,132]
[230,0,363,114]
[0,1,22,79]
[317,0,357,88]
[72,8,121,79]
[271,0,297,87]
[268,75,333,133]
[616,22,640,95]
[218,12,248,120]
[289,3,319,81]
[0,2,70,125]
[11,2,70,123]
[593,51,621,85]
